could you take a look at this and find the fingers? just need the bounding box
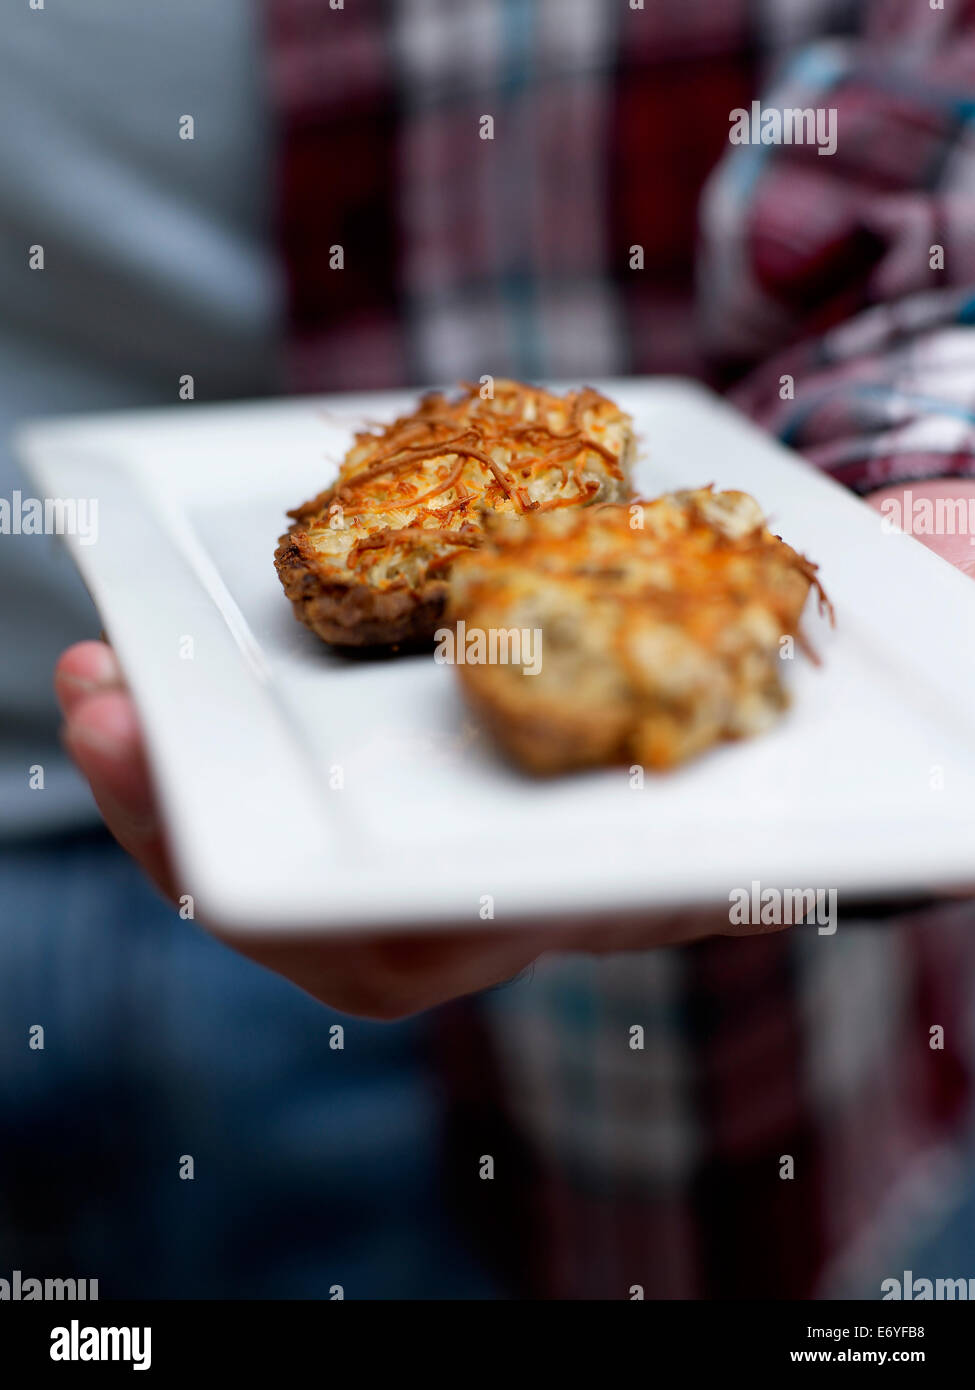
[55,642,177,901]
[54,640,124,717]
[232,927,556,1020]
[864,480,975,579]
[62,688,157,838]
[549,906,790,956]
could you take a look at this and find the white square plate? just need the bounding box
[16,379,975,935]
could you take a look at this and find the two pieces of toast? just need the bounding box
[275,383,824,773]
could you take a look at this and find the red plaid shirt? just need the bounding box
[266,0,975,1298]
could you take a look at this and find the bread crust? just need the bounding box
[275,380,634,649]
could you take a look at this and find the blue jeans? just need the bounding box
[0,831,500,1298]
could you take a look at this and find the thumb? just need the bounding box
[56,643,177,901]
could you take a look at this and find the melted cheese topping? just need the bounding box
[290,380,632,590]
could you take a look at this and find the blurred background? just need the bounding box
[2,0,975,1299]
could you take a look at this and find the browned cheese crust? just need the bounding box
[275,380,634,648]
[446,488,830,773]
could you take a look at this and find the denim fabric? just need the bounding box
[0,832,499,1299]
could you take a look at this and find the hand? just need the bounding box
[864,478,975,578]
[55,640,777,1018]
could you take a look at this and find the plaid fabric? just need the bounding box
[267,0,776,384]
[465,905,975,1299]
[266,0,975,1298]
[699,6,975,493]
